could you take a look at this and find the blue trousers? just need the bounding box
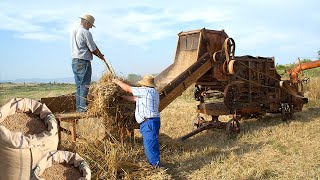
[139,117,161,166]
[72,59,92,112]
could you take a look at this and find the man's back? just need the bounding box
[70,26,96,61]
[132,87,160,124]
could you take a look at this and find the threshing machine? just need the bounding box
[154,28,320,140]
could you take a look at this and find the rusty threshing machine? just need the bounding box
[154,28,320,140]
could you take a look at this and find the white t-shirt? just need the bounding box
[70,25,97,61]
[132,87,160,124]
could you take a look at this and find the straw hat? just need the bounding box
[79,14,95,27]
[138,75,156,87]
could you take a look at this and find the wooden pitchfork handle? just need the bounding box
[102,58,114,75]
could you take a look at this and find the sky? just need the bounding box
[0,0,319,81]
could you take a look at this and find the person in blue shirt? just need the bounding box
[113,75,161,167]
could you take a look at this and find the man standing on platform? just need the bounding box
[71,14,105,112]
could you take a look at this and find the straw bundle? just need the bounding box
[0,113,47,135]
[87,73,137,142]
[74,139,154,179]
[41,163,81,180]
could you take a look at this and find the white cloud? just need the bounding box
[0,1,233,44]
[0,14,43,33]
[17,32,63,41]
[0,0,319,51]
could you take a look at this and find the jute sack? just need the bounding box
[31,150,91,180]
[0,98,59,180]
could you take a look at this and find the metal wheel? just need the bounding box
[228,60,236,74]
[223,38,236,63]
[224,82,242,109]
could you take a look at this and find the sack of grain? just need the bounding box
[31,150,91,180]
[0,98,59,180]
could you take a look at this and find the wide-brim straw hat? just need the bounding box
[138,75,156,87]
[79,14,95,27]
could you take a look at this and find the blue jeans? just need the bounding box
[139,117,161,166]
[72,59,92,112]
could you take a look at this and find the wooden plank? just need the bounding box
[55,112,86,120]
[70,120,77,142]
[41,94,76,113]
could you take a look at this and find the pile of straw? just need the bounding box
[74,138,156,179]
[87,73,137,141]
[58,73,168,179]
[0,113,47,135]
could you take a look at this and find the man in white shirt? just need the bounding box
[70,14,105,112]
[113,75,162,167]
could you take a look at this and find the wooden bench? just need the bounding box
[55,113,87,143]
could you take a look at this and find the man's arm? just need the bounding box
[113,79,132,93]
[92,46,105,60]
[121,95,136,102]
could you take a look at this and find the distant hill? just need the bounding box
[0,76,99,84]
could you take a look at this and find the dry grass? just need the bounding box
[304,76,320,107]
[159,98,320,179]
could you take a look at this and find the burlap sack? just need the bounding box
[0,98,59,180]
[31,150,91,180]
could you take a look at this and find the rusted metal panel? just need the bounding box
[197,102,230,115]
[40,94,76,113]
[159,54,213,111]
[156,28,229,111]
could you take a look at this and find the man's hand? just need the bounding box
[99,53,105,60]
[112,79,119,84]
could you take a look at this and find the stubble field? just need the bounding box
[0,77,319,179]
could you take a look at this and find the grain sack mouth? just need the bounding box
[31,150,91,180]
[0,98,58,147]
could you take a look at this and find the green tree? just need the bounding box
[127,74,142,84]
[318,49,320,58]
